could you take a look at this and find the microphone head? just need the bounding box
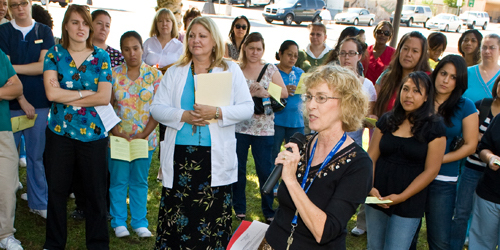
[289,132,306,149]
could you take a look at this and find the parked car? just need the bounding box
[459,11,489,30]
[231,0,272,8]
[262,0,325,26]
[426,13,463,32]
[390,5,433,27]
[38,0,72,7]
[334,8,375,26]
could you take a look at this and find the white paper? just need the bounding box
[95,104,121,132]
[230,220,269,250]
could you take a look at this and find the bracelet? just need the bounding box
[78,90,83,99]
[214,107,220,119]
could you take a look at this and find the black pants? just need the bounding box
[43,129,109,250]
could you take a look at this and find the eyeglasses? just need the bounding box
[10,1,28,9]
[235,24,247,30]
[482,45,498,51]
[376,30,391,37]
[339,51,360,57]
[302,94,341,103]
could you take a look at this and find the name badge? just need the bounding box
[35,39,43,44]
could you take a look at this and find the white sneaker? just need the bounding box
[19,158,26,168]
[17,183,23,192]
[0,235,23,250]
[20,193,27,201]
[133,227,152,238]
[350,226,366,236]
[114,226,130,238]
[29,209,47,219]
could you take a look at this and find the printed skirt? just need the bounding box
[155,145,232,250]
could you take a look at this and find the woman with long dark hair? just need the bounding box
[451,72,500,250]
[224,15,250,61]
[366,72,446,249]
[458,29,482,67]
[425,55,478,250]
[373,31,431,118]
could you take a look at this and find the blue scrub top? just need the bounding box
[175,66,211,146]
[274,66,304,128]
[0,22,55,110]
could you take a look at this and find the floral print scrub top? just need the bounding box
[44,44,112,142]
[111,62,162,150]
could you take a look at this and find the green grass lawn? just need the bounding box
[14,144,455,250]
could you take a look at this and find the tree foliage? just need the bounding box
[443,0,465,8]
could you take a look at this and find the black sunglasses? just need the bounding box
[376,30,391,37]
[235,24,247,30]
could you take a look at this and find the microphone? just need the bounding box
[262,132,307,195]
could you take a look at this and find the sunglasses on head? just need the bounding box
[235,24,247,30]
[376,30,391,36]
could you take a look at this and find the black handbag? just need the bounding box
[253,64,287,115]
[449,136,465,152]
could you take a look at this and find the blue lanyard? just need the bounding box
[291,132,347,225]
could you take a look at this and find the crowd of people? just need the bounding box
[1,0,500,249]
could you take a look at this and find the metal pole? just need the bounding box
[390,0,404,48]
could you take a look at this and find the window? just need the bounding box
[416,7,424,13]
[425,7,431,13]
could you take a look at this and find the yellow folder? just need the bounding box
[11,114,38,133]
[109,135,149,162]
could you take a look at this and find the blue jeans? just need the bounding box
[425,180,457,250]
[233,133,275,218]
[365,205,421,250]
[450,167,483,250]
[11,108,49,210]
[469,193,500,249]
[108,150,153,229]
[19,135,26,158]
[271,125,304,163]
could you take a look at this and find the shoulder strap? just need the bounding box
[478,98,493,125]
[256,63,269,83]
[34,22,40,40]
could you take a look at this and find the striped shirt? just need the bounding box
[465,109,493,172]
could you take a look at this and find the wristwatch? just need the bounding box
[215,107,220,119]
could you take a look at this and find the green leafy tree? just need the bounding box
[443,0,465,8]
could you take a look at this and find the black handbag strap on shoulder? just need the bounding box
[256,63,269,83]
[478,98,493,125]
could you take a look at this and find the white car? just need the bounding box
[459,11,489,30]
[426,14,463,33]
[334,8,376,26]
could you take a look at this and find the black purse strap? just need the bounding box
[256,63,269,83]
[478,98,493,125]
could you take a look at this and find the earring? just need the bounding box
[212,47,215,52]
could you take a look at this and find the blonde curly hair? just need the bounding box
[304,64,369,132]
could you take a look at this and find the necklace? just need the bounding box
[68,47,87,52]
